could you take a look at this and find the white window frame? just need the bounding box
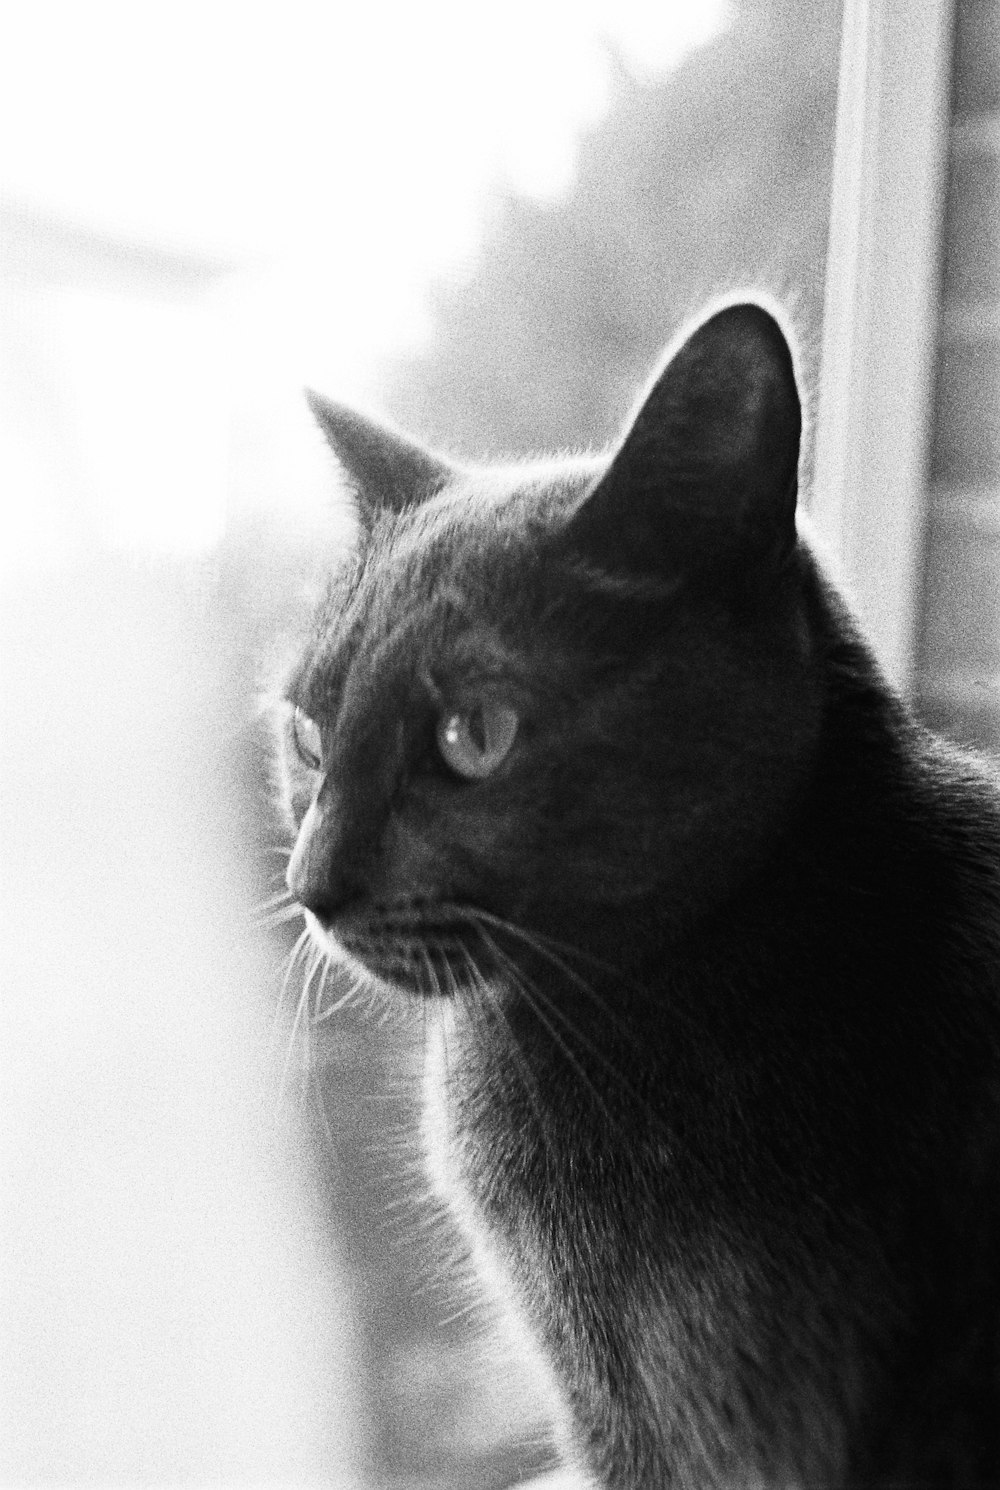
[813,0,955,690]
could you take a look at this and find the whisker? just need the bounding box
[312,965,364,1023]
[437,1295,487,1329]
[258,902,306,931]
[277,946,324,1109]
[472,909,642,1049]
[461,948,555,1162]
[466,908,613,1002]
[311,951,328,1020]
[476,925,675,1140]
[263,844,294,862]
[476,928,621,1131]
[309,1058,340,1164]
[466,907,627,986]
[433,940,457,1000]
[436,996,457,1113]
[466,905,711,1051]
[420,976,429,1038]
[421,944,445,1001]
[310,945,348,1025]
[270,927,312,1053]
[255,886,297,913]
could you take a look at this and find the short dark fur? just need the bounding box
[279,302,1000,1487]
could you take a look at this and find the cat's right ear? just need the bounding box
[558,300,802,590]
[305,392,455,521]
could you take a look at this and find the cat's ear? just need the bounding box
[561,301,802,585]
[305,392,455,517]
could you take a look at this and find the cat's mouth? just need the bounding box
[306,897,499,997]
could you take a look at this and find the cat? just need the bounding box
[275,298,1000,1489]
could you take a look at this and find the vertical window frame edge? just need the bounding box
[812,0,955,692]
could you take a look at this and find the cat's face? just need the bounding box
[277,300,820,996]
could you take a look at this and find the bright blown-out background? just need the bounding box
[14,0,997,1483]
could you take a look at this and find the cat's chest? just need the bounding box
[420,1005,611,1369]
[419,1010,849,1490]
[421,1010,576,1444]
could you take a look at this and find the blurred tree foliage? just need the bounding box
[382,0,841,465]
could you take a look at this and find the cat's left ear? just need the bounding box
[561,300,802,586]
[306,392,455,518]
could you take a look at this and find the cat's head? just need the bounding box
[276,299,821,995]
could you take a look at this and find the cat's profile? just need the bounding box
[276,299,1000,1488]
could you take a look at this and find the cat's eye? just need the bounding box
[436,701,519,780]
[290,705,323,770]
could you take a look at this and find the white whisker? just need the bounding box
[258,902,306,931]
[312,966,363,1023]
[276,946,324,1110]
[465,904,708,1050]
[263,844,294,862]
[308,1058,340,1165]
[466,907,608,999]
[421,944,445,1001]
[475,927,619,1131]
[270,927,312,1054]
[256,886,297,913]
[462,948,555,1162]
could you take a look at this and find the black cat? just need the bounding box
[276,300,1000,1488]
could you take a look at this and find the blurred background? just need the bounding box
[1,0,995,1485]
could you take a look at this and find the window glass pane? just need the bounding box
[1,2,844,1483]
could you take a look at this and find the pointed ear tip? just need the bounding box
[303,387,334,429]
[681,298,800,408]
[698,296,795,352]
[304,387,349,422]
[304,389,373,449]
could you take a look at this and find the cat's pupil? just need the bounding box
[467,704,487,754]
[435,701,519,779]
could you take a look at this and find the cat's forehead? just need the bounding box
[293,456,600,709]
[358,454,599,612]
[411,455,600,555]
[441,455,602,519]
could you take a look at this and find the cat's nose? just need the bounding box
[286,797,366,923]
[289,876,364,925]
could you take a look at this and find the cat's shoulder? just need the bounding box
[909,725,1000,868]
